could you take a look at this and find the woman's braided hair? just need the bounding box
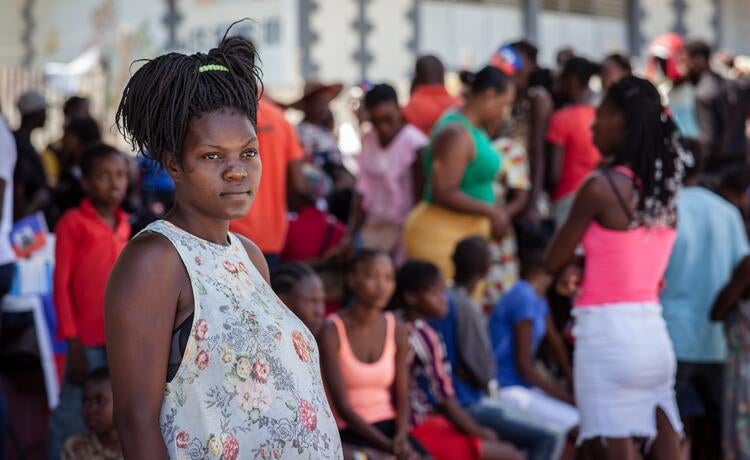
[116,21,263,168]
[605,76,692,227]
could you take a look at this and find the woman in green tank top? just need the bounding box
[404,66,515,279]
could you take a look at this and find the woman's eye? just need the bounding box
[203,153,221,160]
[241,149,258,159]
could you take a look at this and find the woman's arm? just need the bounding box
[505,189,529,220]
[524,90,553,220]
[439,398,496,440]
[105,234,183,459]
[711,256,750,321]
[543,175,603,274]
[513,320,574,404]
[318,321,394,452]
[392,319,414,448]
[545,143,564,197]
[411,147,426,205]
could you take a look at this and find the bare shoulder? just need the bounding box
[111,232,182,280]
[235,234,270,283]
[319,318,341,350]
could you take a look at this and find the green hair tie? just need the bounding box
[198,64,230,73]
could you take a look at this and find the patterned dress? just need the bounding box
[725,299,750,460]
[144,221,342,460]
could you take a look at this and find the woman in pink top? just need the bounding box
[320,249,421,459]
[544,77,691,459]
[352,84,428,258]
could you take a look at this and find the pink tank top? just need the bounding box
[575,166,676,307]
[329,312,397,428]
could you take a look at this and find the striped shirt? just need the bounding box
[407,319,455,426]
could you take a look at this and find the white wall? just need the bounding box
[722,0,750,55]
[538,11,627,65]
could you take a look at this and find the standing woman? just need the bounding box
[403,66,514,279]
[544,76,689,459]
[106,34,342,459]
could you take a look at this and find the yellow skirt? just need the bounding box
[403,202,491,280]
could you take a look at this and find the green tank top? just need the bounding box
[423,111,502,204]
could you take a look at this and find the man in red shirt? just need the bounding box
[48,143,131,458]
[230,97,306,272]
[403,55,461,135]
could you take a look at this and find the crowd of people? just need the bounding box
[1,24,750,460]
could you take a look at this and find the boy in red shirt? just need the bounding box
[48,142,131,458]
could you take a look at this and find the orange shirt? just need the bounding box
[403,84,461,135]
[230,98,303,253]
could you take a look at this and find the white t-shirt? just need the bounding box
[0,117,17,266]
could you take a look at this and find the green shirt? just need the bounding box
[423,111,502,205]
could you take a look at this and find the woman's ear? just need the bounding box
[164,154,182,182]
[403,291,418,309]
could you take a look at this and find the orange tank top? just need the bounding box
[329,312,397,428]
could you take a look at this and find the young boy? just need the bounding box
[62,368,123,460]
[49,143,130,458]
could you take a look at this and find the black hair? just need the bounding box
[65,116,101,146]
[452,236,491,283]
[685,40,712,60]
[364,83,399,109]
[603,53,632,75]
[271,262,316,296]
[116,23,263,168]
[63,96,89,118]
[86,367,110,384]
[511,40,538,63]
[414,55,446,86]
[560,57,600,88]
[470,66,512,95]
[349,248,390,272]
[81,142,123,178]
[518,245,546,280]
[392,260,441,310]
[604,76,689,226]
[719,166,750,196]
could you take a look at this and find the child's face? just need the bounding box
[413,276,448,319]
[349,255,395,310]
[170,108,261,221]
[284,275,326,337]
[82,154,129,209]
[367,102,403,147]
[82,379,114,434]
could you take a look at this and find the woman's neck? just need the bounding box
[459,105,483,128]
[349,303,383,326]
[167,202,230,245]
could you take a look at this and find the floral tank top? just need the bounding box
[143,220,342,460]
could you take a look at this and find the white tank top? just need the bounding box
[143,220,342,459]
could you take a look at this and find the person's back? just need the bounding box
[661,186,749,362]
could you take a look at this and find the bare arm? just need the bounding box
[525,91,553,216]
[319,321,394,452]
[711,256,750,321]
[105,234,182,459]
[505,189,529,220]
[545,143,564,197]
[439,397,495,439]
[287,159,308,197]
[543,176,602,274]
[513,320,573,404]
[392,319,412,442]
[411,147,426,204]
[431,124,497,218]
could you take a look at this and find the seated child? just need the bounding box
[319,249,424,459]
[394,261,524,460]
[62,368,123,460]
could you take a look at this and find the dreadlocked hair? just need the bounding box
[605,76,691,227]
[116,21,263,168]
[271,262,316,296]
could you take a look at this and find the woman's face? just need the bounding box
[349,255,396,311]
[169,108,261,221]
[412,276,448,319]
[480,85,516,131]
[592,98,625,159]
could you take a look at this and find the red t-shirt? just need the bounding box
[403,84,462,135]
[230,98,304,254]
[281,206,346,262]
[546,104,601,200]
[54,199,130,346]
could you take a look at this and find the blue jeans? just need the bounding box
[47,345,108,460]
[468,401,558,460]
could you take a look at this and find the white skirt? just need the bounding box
[572,302,684,444]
